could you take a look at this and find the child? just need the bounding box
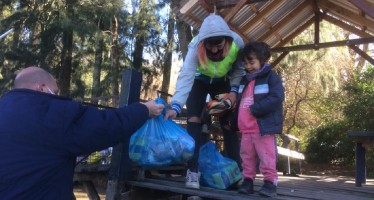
[236,42,284,197]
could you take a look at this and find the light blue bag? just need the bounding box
[129,98,195,168]
[198,142,242,189]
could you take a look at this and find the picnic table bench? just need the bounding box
[278,134,305,176]
[347,131,374,187]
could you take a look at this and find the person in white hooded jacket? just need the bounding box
[164,14,245,189]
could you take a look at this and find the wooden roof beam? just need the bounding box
[180,0,199,15]
[241,0,283,34]
[229,22,249,43]
[199,0,244,12]
[348,0,374,20]
[199,0,214,13]
[318,0,374,30]
[313,0,320,49]
[271,51,289,68]
[275,16,315,48]
[349,45,374,66]
[224,0,248,22]
[322,12,372,37]
[184,14,203,28]
[179,1,249,42]
[258,0,311,42]
[214,11,249,43]
[272,37,374,52]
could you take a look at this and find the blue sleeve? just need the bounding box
[60,102,149,155]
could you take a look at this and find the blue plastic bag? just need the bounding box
[198,142,242,189]
[129,98,195,168]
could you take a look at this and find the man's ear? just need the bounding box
[36,83,45,92]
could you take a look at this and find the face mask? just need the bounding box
[206,49,224,62]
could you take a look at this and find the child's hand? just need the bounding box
[164,109,177,119]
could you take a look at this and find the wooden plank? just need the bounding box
[322,13,372,38]
[242,0,284,33]
[125,173,374,200]
[224,0,248,22]
[127,178,253,200]
[272,37,374,52]
[348,0,374,20]
[274,16,315,48]
[73,164,374,200]
[271,51,289,67]
[277,146,305,160]
[180,0,199,14]
[258,0,311,42]
[347,131,374,138]
[349,45,374,66]
[81,181,100,200]
[318,0,374,30]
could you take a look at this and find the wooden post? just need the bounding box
[82,181,100,200]
[106,69,142,199]
[347,131,374,187]
[355,142,366,187]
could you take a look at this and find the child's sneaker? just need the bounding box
[238,178,254,194]
[258,180,277,197]
[185,169,200,189]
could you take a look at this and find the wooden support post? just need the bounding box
[347,131,374,187]
[82,181,100,200]
[287,156,291,175]
[106,69,142,199]
[355,142,366,187]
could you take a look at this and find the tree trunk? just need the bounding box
[132,34,145,70]
[59,0,75,96]
[111,16,120,106]
[175,13,192,60]
[91,28,104,104]
[132,0,147,70]
[160,5,175,101]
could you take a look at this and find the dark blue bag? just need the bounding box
[129,98,195,168]
[198,142,242,189]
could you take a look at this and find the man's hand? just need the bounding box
[142,100,164,117]
[164,109,177,119]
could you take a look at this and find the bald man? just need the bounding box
[13,66,59,95]
[0,66,164,199]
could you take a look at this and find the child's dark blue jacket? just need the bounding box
[239,65,285,135]
[0,89,149,199]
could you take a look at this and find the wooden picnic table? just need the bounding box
[347,131,374,187]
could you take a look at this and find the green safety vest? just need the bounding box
[197,43,240,78]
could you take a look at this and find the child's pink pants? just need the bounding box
[240,132,278,185]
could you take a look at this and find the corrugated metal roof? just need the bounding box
[175,0,374,49]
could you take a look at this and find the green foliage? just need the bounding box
[343,66,374,131]
[278,21,374,170]
[279,23,352,136]
[305,120,354,165]
[0,0,163,99]
[305,66,374,169]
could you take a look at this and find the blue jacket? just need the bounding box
[240,65,284,135]
[0,89,150,199]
